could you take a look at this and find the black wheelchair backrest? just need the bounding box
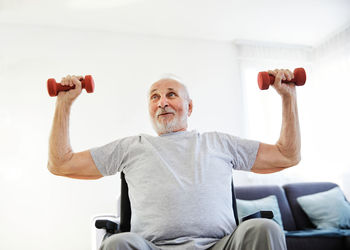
[119,171,240,232]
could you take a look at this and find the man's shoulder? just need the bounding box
[201,131,236,138]
[99,134,143,148]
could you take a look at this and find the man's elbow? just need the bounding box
[47,152,74,176]
[47,162,64,176]
[287,154,301,168]
[47,162,57,175]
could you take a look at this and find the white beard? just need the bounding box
[151,107,188,135]
[153,117,179,135]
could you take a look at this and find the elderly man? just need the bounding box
[48,69,300,250]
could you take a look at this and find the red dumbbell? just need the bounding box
[47,75,95,97]
[257,68,306,90]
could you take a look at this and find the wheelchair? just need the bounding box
[92,172,273,249]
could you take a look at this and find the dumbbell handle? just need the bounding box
[258,68,306,90]
[47,75,95,97]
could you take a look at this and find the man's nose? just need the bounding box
[158,96,168,108]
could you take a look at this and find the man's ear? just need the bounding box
[187,99,193,117]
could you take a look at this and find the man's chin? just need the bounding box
[155,121,177,134]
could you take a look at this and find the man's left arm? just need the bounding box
[251,69,301,174]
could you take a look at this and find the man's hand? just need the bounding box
[267,69,296,97]
[57,75,83,104]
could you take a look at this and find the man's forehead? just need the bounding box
[150,87,176,94]
[149,79,183,94]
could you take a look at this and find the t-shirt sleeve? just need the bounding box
[217,132,260,171]
[89,137,130,176]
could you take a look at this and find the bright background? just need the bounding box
[0,0,349,249]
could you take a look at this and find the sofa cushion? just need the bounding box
[235,185,296,231]
[236,195,284,228]
[297,187,350,229]
[283,182,338,230]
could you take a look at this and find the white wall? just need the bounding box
[0,24,244,250]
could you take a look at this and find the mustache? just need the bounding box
[156,107,176,117]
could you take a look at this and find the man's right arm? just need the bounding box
[47,75,103,180]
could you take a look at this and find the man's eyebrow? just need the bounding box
[150,89,158,94]
[150,88,176,94]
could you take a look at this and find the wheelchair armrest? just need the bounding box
[95,219,120,234]
[92,215,120,249]
[242,210,274,222]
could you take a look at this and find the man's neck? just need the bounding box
[158,127,187,136]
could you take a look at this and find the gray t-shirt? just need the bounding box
[90,130,259,249]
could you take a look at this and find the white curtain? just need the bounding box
[233,27,350,198]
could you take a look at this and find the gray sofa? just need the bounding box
[235,182,350,250]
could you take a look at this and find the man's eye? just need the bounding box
[151,95,158,100]
[168,92,176,97]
